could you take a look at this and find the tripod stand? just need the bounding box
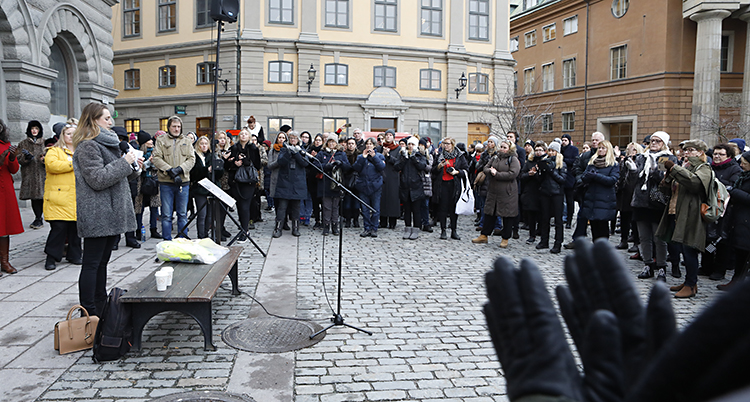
[304,152,374,338]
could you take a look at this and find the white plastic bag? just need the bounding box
[156,238,230,264]
[455,174,476,216]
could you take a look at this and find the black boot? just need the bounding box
[291,219,300,237]
[273,221,283,238]
[45,255,56,271]
[671,261,682,278]
[151,228,162,239]
[283,219,290,230]
[440,229,448,240]
[638,262,655,279]
[332,223,339,236]
[451,229,460,240]
[344,218,351,228]
[323,224,330,236]
[352,217,360,228]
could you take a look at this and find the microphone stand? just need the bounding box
[302,150,374,338]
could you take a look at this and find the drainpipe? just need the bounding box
[236,33,241,129]
[583,0,590,143]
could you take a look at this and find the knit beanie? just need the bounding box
[407,136,419,146]
[137,130,152,146]
[548,141,561,153]
[562,134,572,141]
[651,131,670,146]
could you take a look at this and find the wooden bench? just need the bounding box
[120,246,243,351]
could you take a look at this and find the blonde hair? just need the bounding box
[55,125,77,151]
[546,151,564,169]
[216,131,232,151]
[626,142,644,156]
[589,140,617,167]
[442,137,456,147]
[72,103,108,148]
[194,135,210,154]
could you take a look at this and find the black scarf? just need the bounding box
[735,169,750,190]
[437,147,460,165]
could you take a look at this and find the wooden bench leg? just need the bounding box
[230,260,240,296]
[126,302,216,352]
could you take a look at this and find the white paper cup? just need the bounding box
[155,271,169,291]
[160,266,174,286]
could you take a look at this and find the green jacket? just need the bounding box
[151,133,196,183]
[656,157,712,251]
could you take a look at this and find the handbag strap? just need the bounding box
[66,304,91,340]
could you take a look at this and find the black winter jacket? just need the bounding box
[538,157,567,196]
[394,149,427,202]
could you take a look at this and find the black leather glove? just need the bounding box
[167,167,183,184]
[484,257,625,402]
[555,239,676,388]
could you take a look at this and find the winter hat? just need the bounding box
[25,120,44,138]
[742,150,750,163]
[154,130,167,138]
[525,139,536,148]
[682,139,708,152]
[52,122,66,137]
[474,142,484,150]
[553,138,562,144]
[407,136,419,146]
[562,134,572,141]
[326,133,338,143]
[385,129,396,137]
[456,142,466,152]
[262,140,271,148]
[651,131,670,146]
[112,126,128,140]
[419,137,429,147]
[643,135,652,145]
[279,124,292,133]
[730,138,747,152]
[488,135,501,147]
[137,130,152,146]
[548,141,561,153]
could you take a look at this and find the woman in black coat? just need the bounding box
[225,128,261,242]
[580,140,619,240]
[190,136,221,239]
[315,134,351,236]
[305,133,325,228]
[394,137,427,240]
[272,131,309,238]
[718,151,750,290]
[616,142,643,250]
[378,129,401,229]
[537,142,567,253]
[432,137,469,240]
[520,144,544,243]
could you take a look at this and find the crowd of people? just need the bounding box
[1,104,750,313]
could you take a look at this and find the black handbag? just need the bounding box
[141,176,159,196]
[235,164,258,185]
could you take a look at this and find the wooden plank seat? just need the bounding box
[120,246,243,351]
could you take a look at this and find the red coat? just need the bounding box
[0,141,23,236]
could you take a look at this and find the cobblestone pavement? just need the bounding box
[0,206,725,402]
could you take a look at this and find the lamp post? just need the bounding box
[455,72,467,99]
[307,63,316,92]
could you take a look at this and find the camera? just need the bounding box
[446,167,456,174]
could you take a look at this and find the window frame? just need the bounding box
[468,0,490,41]
[522,115,534,135]
[563,15,578,36]
[268,117,294,135]
[542,23,556,42]
[510,36,519,52]
[158,0,177,33]
[420,0,443,37]
[123,0,141,38]
[562,58,576,88]
[373,66,397,88]
[324,63,349,86]
[611,0,629,18]
[610,44,627,80]
[269,0,295,25]
[542,62,554,92]
[374,0,398,33]
[323,118,350,135]
[325,0,350,28]
[268,61,294,84]
[124,119,141,133]
[195,0,213,29]
[541,113,553,132]
[468,72,489,94]
[160,118,170,132]
[524,30,537,48]
[158,65,176,88]
[418,120,441,139]
[562,112,575,132]
[124,68,141,90]
[419,68,441,91]
[523,67,535,95]
[721,32,734,73]
[196,62,216,85]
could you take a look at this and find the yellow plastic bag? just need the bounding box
[156,238,229,264]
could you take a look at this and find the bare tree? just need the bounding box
[691,113,750,145]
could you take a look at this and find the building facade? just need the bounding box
[0,0,118,142]
[510,0,750,149]
[110,0,515,144]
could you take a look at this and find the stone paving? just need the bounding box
[0,205,725,402]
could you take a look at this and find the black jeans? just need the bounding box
[590,220,610,240]
[564,188,575,224]
[572,214,589,239]
[403,196,422,227]
[276,198,300,224]
[483,215,516,239]
[45,220,81,262]
[31,199,43,220]
[540,194,564,247]
[79,236,118,316]
[234,184,255,232]
[438,179,457,230]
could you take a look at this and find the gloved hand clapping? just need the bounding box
[625,159,637,171]
[167,167,183,185]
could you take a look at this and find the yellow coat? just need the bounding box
[43,146,76,221]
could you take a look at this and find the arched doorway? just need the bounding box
[48,39,75,125]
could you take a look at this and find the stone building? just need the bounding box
[510,0,750,148]
[110,0,515,144]
[0,0,118,142]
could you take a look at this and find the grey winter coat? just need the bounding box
[17,136,46,200]
[483,152,520,217]
[73,128,139,238]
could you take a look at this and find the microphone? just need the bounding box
[119,141,139,172]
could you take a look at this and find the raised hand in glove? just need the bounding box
[484,257,625,402]
[555,239,676,389]
[663,159,675,172]
[167,167,183,184]
[625,158,637,171]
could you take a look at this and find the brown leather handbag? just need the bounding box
[54,305,99,355]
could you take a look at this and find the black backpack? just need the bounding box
[92,287,133,362]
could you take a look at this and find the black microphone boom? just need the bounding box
[119,141,139,171]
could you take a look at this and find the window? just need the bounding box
[374,66,396,87]
[543,24,556,42]
[197,62,215,85]
[421,0,442,36]
[513,71,518,95]
[323,118,349,135]
[524,30,536,48]
[124,69,140,90]
[721,34,733,72]
[469,73,488,94]
[541,114,553,132]
[563,58,576,88]
[123,0,140,37]
[562,112,575,131]
[522,0,537,10]
[522,115,534,135]
[374,0,397,32]
[523,67,535,94]
[325,0,349,28]
[611,0,629,18]
[160,118,169,132]
[269,61,293,83]
[269,117,294,134]
[270,0,294,24]
[468,0,489,40]
[419,121,441,139]
[196,0,212,28]
[325,63,348,85]
[510,36,519,52]
[125,119,141,133]
[610,45,627,80]
[158,0,177,32]
[196,117,213,137]
[563,16,578,35]
[159,65,176,88]
[420,69,441,90]
[542,63,554,91]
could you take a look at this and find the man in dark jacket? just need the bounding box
[507,131,524,238]
[564,131,605,249]
[560,134,579,229]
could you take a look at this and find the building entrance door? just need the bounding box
[468,123,490,145]
[370,117,397,132]
[608,122,633,150]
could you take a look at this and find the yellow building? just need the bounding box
[111,0,515,143]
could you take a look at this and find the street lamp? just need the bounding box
[455,72,467,99]
[307,63,316,92]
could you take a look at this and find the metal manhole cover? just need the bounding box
[222,317,325,353]
[150,390,255,401]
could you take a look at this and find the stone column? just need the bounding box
[740,13,750,126]
[1,60,57,142]
[298,0,319,42]
[449,0,465,53]
[494,0,512,60]
[242,0,263,39]
[689,10,730,144]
